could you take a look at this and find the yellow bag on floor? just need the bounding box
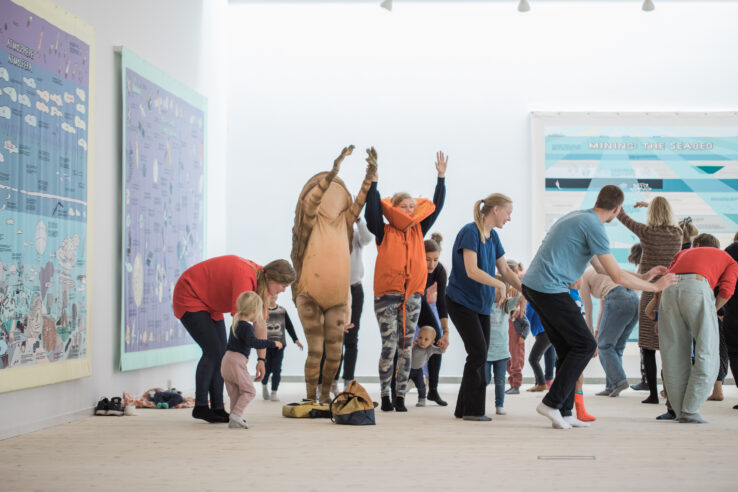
[282,400,331,419]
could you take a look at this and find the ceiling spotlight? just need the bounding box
[642,0,655,11]
[518,0,530,13]
[380,0,392,11]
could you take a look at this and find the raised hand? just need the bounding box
[435,151,448,178]
[634,201,649,208]
[333,145,355,172]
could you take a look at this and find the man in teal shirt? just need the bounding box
[522,185,677,429]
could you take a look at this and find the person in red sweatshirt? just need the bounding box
[659,233,738,423]
[172,255,296,423]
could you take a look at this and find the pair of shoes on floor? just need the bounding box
[94,397,124,416]
[527,384,547,392]
[192,405,229,423]
[426,390,448,406]
[505,387,520,395]
[630,381,649,391]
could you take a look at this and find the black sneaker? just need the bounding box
[107,396,124,416]
[94,397,109,416]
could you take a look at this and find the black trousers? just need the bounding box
[717,318,729,382]
[529,331,552,386]
[446,295,490,418]
[180,311,227,408]
[342,282,364,381]
[522,285,597,417]
[724,312,738,387]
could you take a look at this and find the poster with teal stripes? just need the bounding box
[531,112,738,339]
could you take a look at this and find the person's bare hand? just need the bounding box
[296,340,304,351]
[495,284,507,307]
[437,334,450,349]
[634,201,649,208]
[435,151,448,178]
[274,341,283,350]
[254,360,265,382]
[655,273,678,291]
[645,265,668,280]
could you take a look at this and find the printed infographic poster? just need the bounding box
[0,0,93,393]
[120,47,206,371]
[531,112,738,339]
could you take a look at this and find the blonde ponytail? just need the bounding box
[473,193,512,244]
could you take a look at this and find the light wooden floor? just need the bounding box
[4,383,738,491]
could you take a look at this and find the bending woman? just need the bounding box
[173,255,296,422]
[445,193,522,421]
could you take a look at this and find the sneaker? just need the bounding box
[94,397,109,416]
[262,384,270,400]
[416,398,426,407]
[462,415,492,421]
[609,380,629,397]
[630,381,649,391]
[270,391,279,401]
[505,387,520,395]
[107,396,124,416]
[596,388,613,396]
[228,414,249,429]
[495,407,507,415]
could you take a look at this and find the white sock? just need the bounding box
[563,415,590,428]
[536,401,571,429]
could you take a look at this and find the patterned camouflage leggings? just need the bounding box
[374,293,421,398]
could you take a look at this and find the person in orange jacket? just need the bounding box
[365,150,448,412]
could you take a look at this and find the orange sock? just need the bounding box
[575,392,596,421]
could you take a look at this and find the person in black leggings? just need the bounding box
[418,233,450,405]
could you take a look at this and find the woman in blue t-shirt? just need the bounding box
[446,193,523,421]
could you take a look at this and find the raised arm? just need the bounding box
[347,147,377,225]
[420,151,448,236]
[617,205,649,239]
[303,145,354,228]
[364,149,385,244]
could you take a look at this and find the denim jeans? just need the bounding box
[485,358,509,408]
[597,286,639,389]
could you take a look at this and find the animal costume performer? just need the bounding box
[291,146,376,403]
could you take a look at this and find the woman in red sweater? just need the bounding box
[172,255,296,423]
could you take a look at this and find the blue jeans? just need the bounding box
[485,358,509,408]
[597,286,639,389]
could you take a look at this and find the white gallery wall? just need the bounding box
[1,0,229,439]
[226,1,738,380]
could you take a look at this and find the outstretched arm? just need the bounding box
[420,151,448,236]
[347,147,378,224]
[595,253,678,292]
[303,146,355,229]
